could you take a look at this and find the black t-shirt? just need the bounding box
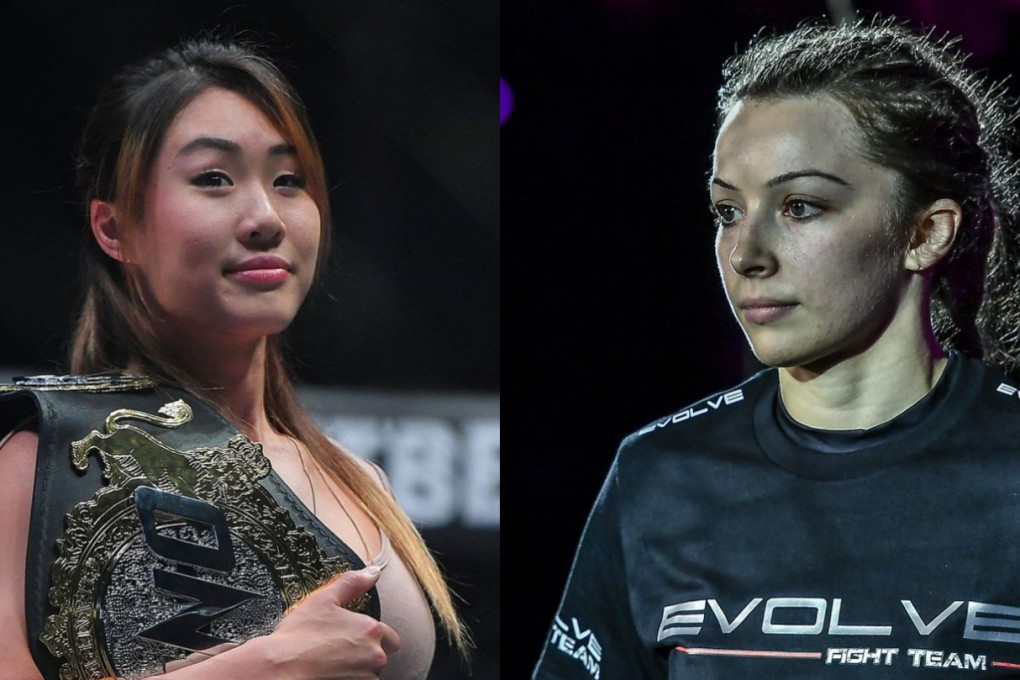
[534,355,1020,678]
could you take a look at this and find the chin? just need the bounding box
[248,316,298,338]
[748,348,793,368]
[748,339,865,376]
[740,329,792,367]
[216,308,299,341]
[743,333,821,370]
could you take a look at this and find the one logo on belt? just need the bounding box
[133,487,263,650]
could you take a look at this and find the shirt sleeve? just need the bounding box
[533,452,665,679]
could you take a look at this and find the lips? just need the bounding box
[738,298,798,324]
[225,255,292,286]
[225,255,292,274]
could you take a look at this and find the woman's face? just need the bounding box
[711,96,913,370]
[127,86,321,348]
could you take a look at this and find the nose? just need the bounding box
[723,213,777,278]
[238,184,286,249]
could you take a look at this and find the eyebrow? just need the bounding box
[176,136,297,158]
[711,169,852,191]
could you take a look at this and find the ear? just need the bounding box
[905,198,962,272]
[90,200,129,262]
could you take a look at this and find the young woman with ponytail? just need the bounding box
[0,39,467,679]
[535,17,1020,679]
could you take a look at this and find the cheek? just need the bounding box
[167,230,221,271]
[303,214,322,254]
[844,227,904,284]
[290,202,323,259]
[141,195,215,265]
[714,229,727,262]
[714,229,734,281]
[802,238,901,316]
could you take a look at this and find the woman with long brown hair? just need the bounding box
[0,39,467,679]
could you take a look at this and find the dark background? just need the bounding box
[0,2,497,678]
[504,0,1020,677]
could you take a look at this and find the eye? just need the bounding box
[191,171,232,188]
[783,199,823,220]
[274,173,306,189]
[713,203,744,226]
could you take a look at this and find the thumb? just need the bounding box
[325,565,381,607]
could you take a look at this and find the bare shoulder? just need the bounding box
[0,428,40,510]
[0,428,44,679]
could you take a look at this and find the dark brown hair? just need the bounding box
[717,17,1020,376]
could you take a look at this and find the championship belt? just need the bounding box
[0,374,375,680]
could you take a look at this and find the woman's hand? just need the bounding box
[258,565,401,679]
[163,642,239,671]
[109,567,399,679]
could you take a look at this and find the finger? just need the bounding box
[284,566,382,617]
[380,622,401,654]
[324,565,381,607]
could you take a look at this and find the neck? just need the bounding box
[778,302,948,430]
[780,349,947,430]
[130,336,276,441]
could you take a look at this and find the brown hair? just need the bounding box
[71,38,469,653]
[717,17,1020,377]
